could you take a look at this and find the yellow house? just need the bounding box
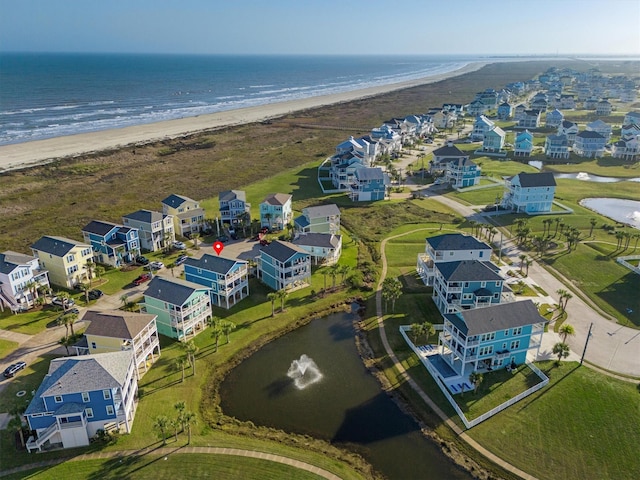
[79,310,160,379]
[30,236,93,289]
[161,194,205,238]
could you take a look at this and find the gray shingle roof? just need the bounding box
[427,234,491,252]
[436,260,504,282]
[144,276,210,306]
[122,209,167,224]
[25,351,133,414]
[0,251,36,274]
[261,240,309,262]
[31,236,89,257]
[354,167,385,181]
[262,193,292,206]
[303,204,340,219]
[83,310,157,339]
[576,130,605,139]
[445,300,546,336]
[219,190,246,202]
[82,220,119,236]
[184,254,246,274]
[161,194,193,209]
[292,233,341,249]
[513,172,557,187]
[432,144,467,158]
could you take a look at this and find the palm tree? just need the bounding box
[23,280,37,308]
[519,254,527,274]
[552,342,570,365]
[524,258,532,276]
[559,323,575,343]
[120,294,128,309]
[422,322,435,343]
[183,411,197,444]
[469,371,484,394]
[153,415,169,445]
[183,340,199,376]
[589,217,597,237]
[410,323,423,343]
[85,260,95,286]
[60,335,74,355]
[615,231,624,250]
[381,277,403,313]
[64,312,78,337]
[79,282,90,304]
[95,265,105,280]
[175,356,188,383]
[267,292,277,317]
[276,288,288,313]
[169,418,181,442]
[167,262,176,277]
[191,232,201,250]
[7,406,26,448]
[210,322,223,352]
[174,401,186,431]
[56,291,71,313]
[554,217,561,237]
[328,263,340,289]
[221,320,236,344]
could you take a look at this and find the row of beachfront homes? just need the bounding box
[0,202,343,313]
[470,111,640,160]
[415,232,546,379]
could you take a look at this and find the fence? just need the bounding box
[617,255,640,275]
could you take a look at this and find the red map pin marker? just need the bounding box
[213,241,224,256]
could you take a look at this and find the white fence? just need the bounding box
[399,325,549,429]
[617,255,640,275]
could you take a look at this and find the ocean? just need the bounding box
[0,53,481,146]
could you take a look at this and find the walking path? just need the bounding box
[0,446,342,479]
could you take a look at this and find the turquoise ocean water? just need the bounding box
[0,53,481,145]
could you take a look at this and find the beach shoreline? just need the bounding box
[0,61,487,173]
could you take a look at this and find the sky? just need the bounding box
[1,0,639,56]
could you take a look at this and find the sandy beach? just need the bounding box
[0,62,487,173]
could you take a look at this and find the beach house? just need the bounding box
[623,111,640,126]
[482,126,506,153]
[417,233,492,287]
[161,194,205,238]
[444,156,481,188]
[25,351,137,452]
[596,100,612,116]
[497,102,513,120]
[471,115,494,141]
[122,210,175,253]
[432,260,505,315]
[334,136,377,166]
[219,190,251,226]
[30,236,93,289]
[585,119,612,140]
[257,240,311,291]
[439,300,546,377]
[573,130,606,158]
[545,109,564,128]
[142,276,212,340]
[0,251,50,312]
[544,134,570,159]
[348,167,389,201]
[81,220,140,267]
[513,130,534,157]
[79,310,160,379]
[501,172,556,214]
[557,120,579,145]
[183,254,249,309]
[259,193,292,231]
[292,233,342,265]
[517,110,541,129]
[611,137,639,161]
[294,204,341,235]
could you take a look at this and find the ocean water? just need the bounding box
[0,53,480,146]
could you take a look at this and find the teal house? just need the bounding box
[257,240,311,291]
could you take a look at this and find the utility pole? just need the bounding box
[580,322,594,365]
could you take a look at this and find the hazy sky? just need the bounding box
[1,0,639,56]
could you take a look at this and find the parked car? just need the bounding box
[217,235,229,243]
[88,289,103,300]
[172,241,187,250]
[51,296,75,308]
[3,361,27,378]
[175,255,188,266]
[135,255,150,266]
[149,261,164,270]
[133,273,152,286]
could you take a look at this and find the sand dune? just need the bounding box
[0,62,487,173]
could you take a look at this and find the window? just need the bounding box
[85,408,94,418]
[66,254,75,263]
[481,281,486,288]
[91,342,97,349]
[106,405,114,416]
[513,327,523,336]
[510,340,520,350]
[82,392,90,402]
[504,329,510,336]
[493,293,499,299]
[479,346,493,356]
[54,395,63,403]
[480,332,496,342]
[103,390,111,400]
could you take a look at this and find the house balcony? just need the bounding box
[445,285,463,293]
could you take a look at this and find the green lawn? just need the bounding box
[1,453,326,480]
[0,308,62,336]
[0,339,18,360]
[0,355,54,413]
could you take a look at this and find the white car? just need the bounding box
[173,241,187,250]
[149,261,164,270]
[52,296,75,308]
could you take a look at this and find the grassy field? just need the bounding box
[1,454,326,480]
[0,339,18,361]
[0,307,63,336]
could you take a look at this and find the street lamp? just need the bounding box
[580,322,594,365]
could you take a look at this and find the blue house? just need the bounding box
[501,172,556,214]
[497,102,513,120]
[81,220,140,267]
[348,167,389,202]
[482,126,506,153]
[184,254,249,309]
[432,260,505,315]
[544,134,570,159]
[257,240,311,291]
[25,351,137,452]
[545,109,564,127]
[219,190,251,226]
[439,300,546,377]
[514,130,534,157]
[573,130,606,158]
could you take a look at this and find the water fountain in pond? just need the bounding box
[576,172,590,180]
[287,354,322,390]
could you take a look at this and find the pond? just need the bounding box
[527,161,640,183]
[580,198,640,229]
[219,309,471,480]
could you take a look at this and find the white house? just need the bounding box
[501,172,556,214]
[0,251,50,312]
